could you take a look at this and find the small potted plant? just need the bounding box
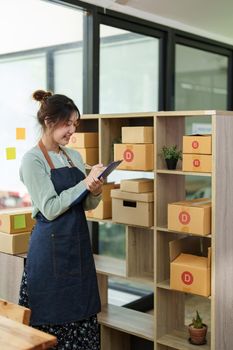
[188,310,208,345]
[161,145,182,170]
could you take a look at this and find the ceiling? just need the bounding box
[80,0,233,46]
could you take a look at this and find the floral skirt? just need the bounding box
[19,269,100,350]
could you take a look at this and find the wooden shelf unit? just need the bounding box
[154,110,233,350]
[81,113,155,349]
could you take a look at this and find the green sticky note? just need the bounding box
[14,214,26,230]
[6,147,16,160]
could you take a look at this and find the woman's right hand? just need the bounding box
[83,164,104,195]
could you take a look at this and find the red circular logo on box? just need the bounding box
[192,140,199,149]
[71,136,76,143]
[193,159,200,167]
[123,149,134,162]
[179,211,190,225]
[181,271,193,285]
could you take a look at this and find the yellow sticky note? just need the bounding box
[16,128,26,140]
[6,147,16,160]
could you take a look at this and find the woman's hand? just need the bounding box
[83,163,104,196]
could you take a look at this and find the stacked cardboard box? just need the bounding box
[86,183,118,219]
[182,135,212,173]
[114,126,154,171]
[170,236,211,297]
[168,198,211,236]
[111,178,154,227]
[0,208,35,254]
[67,132,99,165]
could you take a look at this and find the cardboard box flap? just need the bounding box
[169,198,211,209]
[169,236,211,262]
[111,189,154,202]
[173,253,209,268]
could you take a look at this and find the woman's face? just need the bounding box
[49,112,79,146]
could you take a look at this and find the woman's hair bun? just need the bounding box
[33,90,53,102]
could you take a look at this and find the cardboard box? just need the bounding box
[120,178,154,193]
[86,183,117,219]
[114,144,154,171]
[86,201,112,220]
[168,198,211,235]
[76,148,98,165]
[0,208,35,234]
[0,231,31,254]
[170,236,211,296]
[122,127,153,144]
[68,132,98,148]
[111,189,154,227]
[183,135,212,154]
[182,154,212,173]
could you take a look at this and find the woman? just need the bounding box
[19,90,103,349]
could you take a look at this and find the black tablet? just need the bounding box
[98,159,123,179]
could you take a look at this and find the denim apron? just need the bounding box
[26,140,101,326]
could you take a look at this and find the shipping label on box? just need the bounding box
[114,144,154,171]
[182,154,212,173]
[0,231,31,254]
[122,126,153,144]
[111,189,154,227]
[183,135,212,154]
[120,178,154,193]
[0,209,35,234]
[168,198,211,235]
[170,236,211,297]
[68,132,98,148]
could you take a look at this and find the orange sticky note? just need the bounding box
[16,128,26,140]
[6,147,16,160]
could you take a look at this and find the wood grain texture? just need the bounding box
[100,325,130,350]
[0,315,56,349]
[214,114,233,350]
[126,226,154,281]
[98,304,154,341]
[0,299,30,325]
[97,274,108,306]
[0,253,25,303]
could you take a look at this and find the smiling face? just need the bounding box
[47,112,79,146]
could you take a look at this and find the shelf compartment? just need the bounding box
[94,254,153,286]
[156,169,211,177]
[157,226,212,238]
[126,226,154,282]
[98,304,154,341]
[157,329,210,350]
[99,116,153,165]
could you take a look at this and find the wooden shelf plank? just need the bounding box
[157,329,210,350]
[157,280,211,299]
[94,255,126,278]
[94,255,154,286]
[156,226,212,238]
[156,169,211,177]
[82,112,154,119]
[98,304,154,341]
[156,110,233,117]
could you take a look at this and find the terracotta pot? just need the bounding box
[188,324,208,345]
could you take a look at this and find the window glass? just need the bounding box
[0,0,83,208]
[100,25,159,113]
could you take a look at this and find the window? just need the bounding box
[100,25,159,113]
[0,0,83,207]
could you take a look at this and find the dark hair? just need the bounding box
[33,90,80,130]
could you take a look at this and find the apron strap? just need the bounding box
[38,140,55,169]
[60,148,75,168]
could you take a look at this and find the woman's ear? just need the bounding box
[44,117,54,129]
